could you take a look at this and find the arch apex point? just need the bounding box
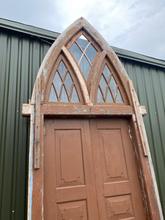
[77,16,87,21]
[74,16,90,27]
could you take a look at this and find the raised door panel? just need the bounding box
[57,201,87,220]
[55,129,85,187]
[44,119,99,220]
[90,119,146,220]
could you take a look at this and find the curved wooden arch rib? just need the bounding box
[62,46,92,105]
[44,52,87,104]
[89,52,129,104]
[30,17,91,104]
[89,50,106,102]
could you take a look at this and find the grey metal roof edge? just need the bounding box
[113,46,165,69]
[0,17,165,69]
[0,17,59,40]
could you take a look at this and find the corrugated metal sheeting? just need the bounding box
[0,19,165,219]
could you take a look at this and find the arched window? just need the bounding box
[68,32,99,81]
[43,27,129,106]
[47,55,82,103]
[97,64,123,104]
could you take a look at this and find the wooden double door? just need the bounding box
[44,118,146,220]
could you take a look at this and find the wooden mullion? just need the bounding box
[62,46,91,105]
[56,69,66,101]
[107,75,116,103]
[60,63,69,80]
[57,69,66,83]
[83,53,92,66]
[58,84,64,101]
[98,85,105,102]
[63,83,72,102]
[52,83,59,101]
[102,73,111,102]
[114,86,122,102]
[69,84,75,102]
[66,31,82,48]
[53,72,63,101]
[75,41,84,54]
[78,42,92,65]
[81,30,100,52]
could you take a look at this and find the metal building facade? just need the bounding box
[0,18,165,219]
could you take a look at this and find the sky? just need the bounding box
[0,0,165,60]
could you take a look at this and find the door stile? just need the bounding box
[89,120,107,220]
[81,120,100,220]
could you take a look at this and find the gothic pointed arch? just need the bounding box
[90,56,128,104]
[45,54,83,104]
[30,17,132,107]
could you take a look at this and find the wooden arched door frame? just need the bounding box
[22,18,163,220]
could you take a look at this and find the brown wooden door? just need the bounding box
[90,119,146,220]
[44,119,99,220]
[44,118,146,220]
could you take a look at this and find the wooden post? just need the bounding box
[128,79,163,220]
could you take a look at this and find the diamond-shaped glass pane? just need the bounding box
[64,73,73,93]
[97,64,124,104]
[71,87,79,103]
[76,35,89,50]
[49,59,80,103]
[100,76,107,97]
[53,72,62,97]
[58,61,67,79]
[79,56,90,80]
[49,86,57,102]
[86,44,97,63]
[103,65,111,82]
[115,90,123,103]
[69,43,82,62]
[109,76,117,98]
[60,86,69,103]
[97,88,104,103]
[106,89,113,103]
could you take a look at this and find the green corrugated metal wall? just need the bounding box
[0,27,165,220]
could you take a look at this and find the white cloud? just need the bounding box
[0,0,164,59]
[49,0,165,59]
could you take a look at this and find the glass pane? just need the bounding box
[97,64,124,104]
[99,76,107,97]
[71,86,79,103]
[68,33,98,82]
[49,58,81,104]
[115,90,123,103]
[76,35,89,51]
[103,65,111,82]
[69,43,82,62]
[106,89,113,103]
[97,88,104,103]
[64,73,73,94]
[53,72,62,97]
[60,86,69,103]
[86,44,97,63]
[49,86,57,102]
[58,61,67,79]
[79,56,90,80]
[109,76,117,98]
